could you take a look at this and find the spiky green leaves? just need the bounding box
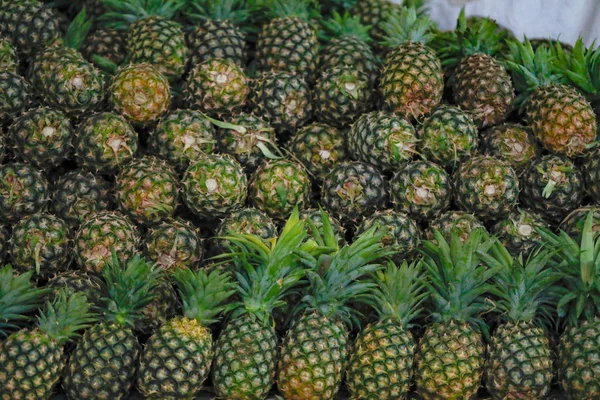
[100,0,186,28]
[37,291,97,345]
[380,6,435,48]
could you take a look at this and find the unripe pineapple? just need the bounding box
[74,211,141,274]
[300,207,347,247]
[480,123,540,172]
[348,111,418,171]
[0,162,49,224]
[454,155,520,221]
[215,207,278,254]
[559,206,600,241]
[46,270,105,310]
[581,146,600,203]
[351,0,400,52]
[355,209,421,259]
[0,37,18,72]
[80,28,126,67]
[74,112,139,175]
[491,208,547,258]
[427,210,487,244]
[249,159,311,221]
[137,278,180,336]
[0,70,30,125]
[8,107,73,170]
[287,123,348,181]
[182,153,248,219]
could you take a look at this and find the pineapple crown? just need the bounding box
[479,240,561,327]
[372,261,428,328]
[319,10,371,43]
[185,0,251,26]
[0,266,47,338]
[554,38,600,101]
[172,267,236,325]
[420,229,498,336]
[63,8,94,51]
[537,212,600,328]
[36,290,97,345]
[100,252,163,328]
[380,6,436,48]
[99,0,186,29]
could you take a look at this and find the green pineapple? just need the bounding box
[480,240,559,399]
[0,291,96,400]
[346,261,427,399]
[214,207,278,254]
[80,28,126,67]
[0,162,49,224]
[100,0,188,82]
[559,206,600,241]
[8,213,72,279]
[0,37,18,72]
[249,159,312,222]
[418,104,478,169]
[8,107,73,170]
[453,155,520,221]
[114,156,179,225]
[581,146,600,203]
[74,112,139,175]
[182,153,248,219]
[143,218,204,273]
[74,211,141,274]
[0,70,30,125]
[379,6,443,119]
[491,208,547,258]
[480,123,540,172]
[427,210,487,244]
[212,208,311,399]
[415,228,497,399]
[300,207,347,247]
[520,154,583,223]
[62,254,162,400]
[46,270,105,310]
[350,0,400,51]
[277,223,395,400]
[391,160,450,221]
[136,278,180,336]
[321,161,389,223]
[50,170,112,228]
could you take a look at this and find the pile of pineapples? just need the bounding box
[2,0,600,399]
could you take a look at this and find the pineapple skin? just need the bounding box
[0,70,30,124]
[143,218,204,272]
[480,123,540,172]
[0,162,49,225]
[187,19,246,67]
[81,28,126,67]
[319,36,379,85]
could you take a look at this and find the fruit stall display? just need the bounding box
[0,0,599,399]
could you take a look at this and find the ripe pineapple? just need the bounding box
[150,109,216,171]
[418,104,478,169]
[321,161,389,223]
[347,111,418,171]
[249,159,312,222]
[427,210,487,244]
[100,0,188,82]
[182,153,248,220]
[415,228,496,399]
[74,112,139,175]
[74,211,141,274]
[62,254,162,400]
[8,107,73,170]
[520,154,583,223]
[143,218,204,273]
[114,156,179,225]
[453,155,520,221]
[0,291,96,400]
[480,123,540,172]
[277,223,395,400]
[480,240,559,399]
[355,209,421,259]
[491,208,547,258]
[379,6,443,119]
[0,37,18,72]
[0,70,30,125]
[391,160,451,221]
[346,261,427,399]
[8,213,72,279]
[0,162,49,225]
[213,209,311,399]
[214,207,278,254]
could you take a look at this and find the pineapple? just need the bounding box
[480,240,559,399]
[453,155,520,221]
[74,112,139,175]
[0,70,30,125]
[491,208,547,258]
[8,107,73,170]
[321,161,389,224]
[212,208,311,399]
[346,261,427,399]
[348,111,418,171]
[427,210,487,244]
[137,268,234,398]
[277,223,395,400]
[379,6,443,119]
[0,291,96,400]
[520,154,583,223]
[182,153,248,220]
[0,37,18,72]
[62,254,162,400]
[8,213,72,279]
[214,207,278,254]
[480,123,540,172]
[255,0,319,77]
[50,170,112,228]
[80,28,126,67]
[74,211,141,274]
[46,270,104,310]
[581,146,600,203]
[0,226,8,265]
[300,207,347,247]
[143,218,204,273]
[150,109,217,171]
[350,0,400,52]
[391,160,451,221]
[0,162,49,224]
[415,228,497,399]
[100,0,188,82]
[114,156,179,225]
[136,278,180,336]
[506,38,596,157]
[109,63,172,125]
[249,159,312,222]
[559,206,600,241]
[418,104,478,169]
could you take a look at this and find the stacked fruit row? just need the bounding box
[0,0,600,399]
